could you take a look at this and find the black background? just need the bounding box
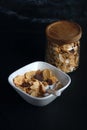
[0,1,87,130]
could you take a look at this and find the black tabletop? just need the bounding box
[0,1,87,130]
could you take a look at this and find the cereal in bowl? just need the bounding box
[13,69,62,97]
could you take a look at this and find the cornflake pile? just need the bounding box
[46,41,80,73]
[13,69,62,97]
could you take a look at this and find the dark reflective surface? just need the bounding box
[0,1,87,130]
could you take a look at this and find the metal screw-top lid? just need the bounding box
[46,20,82,45]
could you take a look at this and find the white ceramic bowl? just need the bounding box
[8,61,71,106]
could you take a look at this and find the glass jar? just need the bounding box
[45,20,82,73]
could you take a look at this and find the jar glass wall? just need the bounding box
[45,20,82,73]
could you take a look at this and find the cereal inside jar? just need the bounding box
[45,20,82,73]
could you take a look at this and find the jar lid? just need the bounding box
[46,20,82,45]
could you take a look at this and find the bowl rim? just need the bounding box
[8,61,71,100]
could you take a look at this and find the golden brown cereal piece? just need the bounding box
[26,89,32,95]
[25,86,31,92]
[42,81,48,86]
[31,91,38,97]
[13,75,24,87]
[43,69,51,80]
[24,71,36,80]
[39,82,46,93]
[30,81,40,91]
[30,82,41,97]
[50,76,58,83]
